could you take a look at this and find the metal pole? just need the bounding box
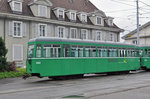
[136,0,140,45]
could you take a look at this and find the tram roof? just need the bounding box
[29,37,137,47]
[139,45,150,47]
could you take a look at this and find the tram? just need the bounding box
[26,38,141,78]
[140,45,150,70]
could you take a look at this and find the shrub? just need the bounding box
[0,37,8,72]
[6,62,17,72]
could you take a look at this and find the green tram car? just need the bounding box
[140,46,150,70]
[27,38,141,78]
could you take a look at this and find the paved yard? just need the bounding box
[0,71,150,99]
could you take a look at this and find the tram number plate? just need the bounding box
[36,62,41,64]
[108,59,118,62]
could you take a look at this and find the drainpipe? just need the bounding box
[4,18,6,42]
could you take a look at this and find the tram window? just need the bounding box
[135,49,139,57]
[71,45,83,57]
[43,44,61,58]
[127,49,132,57]
[119,48,126,57]
[63,45,70,57]
[28,45,34,58]
[85,46,90,57]
[78,46,84,57]
[127,48,135,57]
[85,46,96,57]
[131,49,136,57]
[90,46,96,57]
[108,48,117,57]
[148,49,150,57]
[36,44,42,58]
[145,49,148,57]
[97,47,107,57]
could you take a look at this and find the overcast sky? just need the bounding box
[90,0,150,41]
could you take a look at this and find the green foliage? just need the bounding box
[0,68,26,79]
[0,37,8,72]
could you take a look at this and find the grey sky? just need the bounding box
[90,0,150,40]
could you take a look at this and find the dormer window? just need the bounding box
[108,19,113,26]
[96,16,102,25]
[81,14,87,22]
[70,12,76,21]
[12,1,22,12]
[38,5,47,17]
[58,9,65,19]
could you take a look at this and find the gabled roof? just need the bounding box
[122,21,150,39]
[0,0,120,29]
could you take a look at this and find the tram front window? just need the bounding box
[28,45,34,58]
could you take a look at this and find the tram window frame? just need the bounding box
[97,47,107,57]
[36,44,42,58]
[127,48,135,57]
[148,49,150,57]
[118,48,126,57]
[135,49,139,57]
[63,44,70,57]
[71,45,84,57]
[28,45,35,58]
[85,46,96,57]
[85,46,90,57]
[43,44,61,58]
[90,46,96,57]
[145,49,148,57]
[108,47,117,57]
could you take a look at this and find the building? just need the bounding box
[122,21,150,45]
[0,0,123,67]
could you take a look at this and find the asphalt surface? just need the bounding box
[0,71,150,99]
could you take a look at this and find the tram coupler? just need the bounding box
[22,73,31,80]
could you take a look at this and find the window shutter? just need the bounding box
[114,33,117,42]
[94,31,97,40]
[13,45,23,61]
[8,21,13,36]
[65,28,68,38]
[47,25,50,37]
[88,30,90,40]
[35,24,39,38]
[80,29,82,39]
[102,32,105,41]
[107,33,110,41]
[55,26,58,37]
[22,23,27,37]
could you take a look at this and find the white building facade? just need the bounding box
[0,0,123,67]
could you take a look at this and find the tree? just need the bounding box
[0,37,8,72]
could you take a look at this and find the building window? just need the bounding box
[57,26,65,38]
[108,19,113,26]
[70,12,76,21]
[13,21,22,37]
[81,14,87,22]
[96,31,102,41]
[109,33,114,41]
[70,28,77,39]
[12,1,22,12]
[58,9,65,19]
[13,44,23,61]
[97,16,102,25]
[81,29,88,40]
[38,24,47,37]
[38,5,47,17]
[133,40,137,45]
